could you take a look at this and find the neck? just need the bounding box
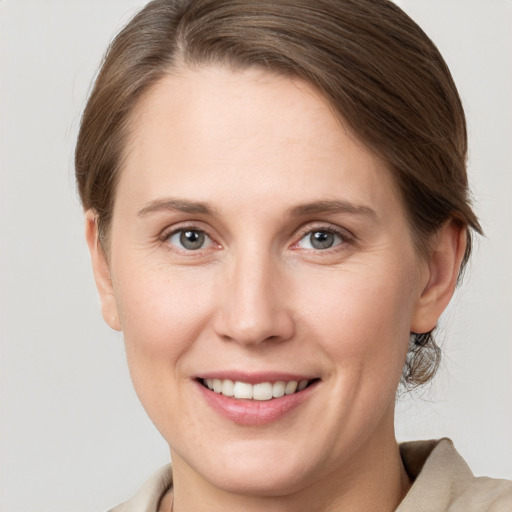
[169,424,411,512]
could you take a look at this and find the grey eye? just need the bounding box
[310,231,335,249]
[169,229,209,250]
[298,230,342,250]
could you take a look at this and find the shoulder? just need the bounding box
[108,464,172,512]
[398,438,512,512]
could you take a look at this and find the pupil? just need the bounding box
[311,231,334,249]
[180,230,204,250]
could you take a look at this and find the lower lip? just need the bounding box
[195,380,319,426]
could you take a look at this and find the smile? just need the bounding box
[201,378,313,400]
[195,373,321,425]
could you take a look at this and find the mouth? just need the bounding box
[194,372,321,425]
[198,377,319,401]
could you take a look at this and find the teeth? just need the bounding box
[284,381,298,395]
[203,378,312,400]
[213,379,222,393]
[253,382,273,401]
[221,379,234,397]
[234,381,253,399]
[297,379,308,391]
[272,381,286,398]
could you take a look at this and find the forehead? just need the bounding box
[117,66,403,222]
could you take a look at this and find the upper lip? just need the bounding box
[195,371,318,385]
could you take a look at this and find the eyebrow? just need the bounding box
[137,198,217,217]
[288,200,377,219]
[137,197,376,220]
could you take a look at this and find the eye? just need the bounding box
[167,229,212,251]
[297,229,344,250]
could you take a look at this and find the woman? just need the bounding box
[75,0,512,510]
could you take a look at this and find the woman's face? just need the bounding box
[92,67,435,495]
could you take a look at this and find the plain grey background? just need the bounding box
[1,1,511,511]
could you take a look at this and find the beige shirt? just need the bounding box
[109,439,512,511]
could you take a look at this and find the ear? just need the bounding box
[411,220,467,334]
[84,210,122,331]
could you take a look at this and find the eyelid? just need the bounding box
[157,221,355,253]
[291,223,355,250]
[159,222,221,252]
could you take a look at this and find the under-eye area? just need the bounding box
[199,378,321,401]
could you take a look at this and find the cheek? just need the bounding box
[112,263,216,395]
[298,260,416,378]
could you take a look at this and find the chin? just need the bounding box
[202,457,317,497]
[175,434,324,497]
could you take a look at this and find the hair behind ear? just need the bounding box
[403,220,467,387]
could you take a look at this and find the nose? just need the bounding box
[213,248,295,346]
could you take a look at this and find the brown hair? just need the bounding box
[75,0,482,387]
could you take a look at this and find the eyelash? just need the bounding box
[160,223,217,253]
[292,224,354,252]
[159,223,354,253]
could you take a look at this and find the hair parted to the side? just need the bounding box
[75,0,482,388]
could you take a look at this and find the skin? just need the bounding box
[86,66,466,512]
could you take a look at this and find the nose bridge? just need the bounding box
[214,241,294,345]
